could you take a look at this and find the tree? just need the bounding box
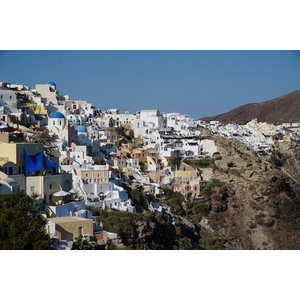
[130,188,142,207]
[115,139,122,148]
[139,162,145,172]
[162,188,185,214]
[0,191,50,250]
[168,155,179,170]
[128,129,134,140]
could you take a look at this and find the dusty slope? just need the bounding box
[207,136,300,249]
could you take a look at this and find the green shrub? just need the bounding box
[210,178,222,187]
[93,157,106,165]
[162,188,185,214]
[199,227,225,250]
[202,186,212,198]
[168,155,179,170]
[128,129,134,140]
[178,237,193,250]
[198,161,210,168]
[194,203,207,214]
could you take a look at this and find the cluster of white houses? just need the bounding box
[1,80,298,248]
[203,118,298,153]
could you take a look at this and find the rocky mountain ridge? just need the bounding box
[201,90,300,125]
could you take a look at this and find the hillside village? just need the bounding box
[1,80,299,249]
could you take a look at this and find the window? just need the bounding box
[30,186,35,192]
[49,184,52,189]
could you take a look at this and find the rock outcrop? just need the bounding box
[205,135,300,250]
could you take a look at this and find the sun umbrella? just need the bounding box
[53,190,70,197]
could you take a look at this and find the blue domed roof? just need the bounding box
[50,112,65,119]
[75,125,87,133]
[92,126,98,130]
[48,81,56,86]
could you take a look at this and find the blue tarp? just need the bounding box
[24,149,43,173]
[24,149,59,173]
[43,153,59,169]
[29,152,43,170]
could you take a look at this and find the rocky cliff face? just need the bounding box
[118,136,300,249]
[94,135,300,250]
[205,136,300,249]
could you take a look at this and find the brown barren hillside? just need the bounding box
[201,90,300,125]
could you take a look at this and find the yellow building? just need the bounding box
[175,170,201,183]
[117,145,148,163]
[0,142,44,174]
[20,102,48,120]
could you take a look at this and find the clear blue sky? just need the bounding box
[1,50,300,119]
